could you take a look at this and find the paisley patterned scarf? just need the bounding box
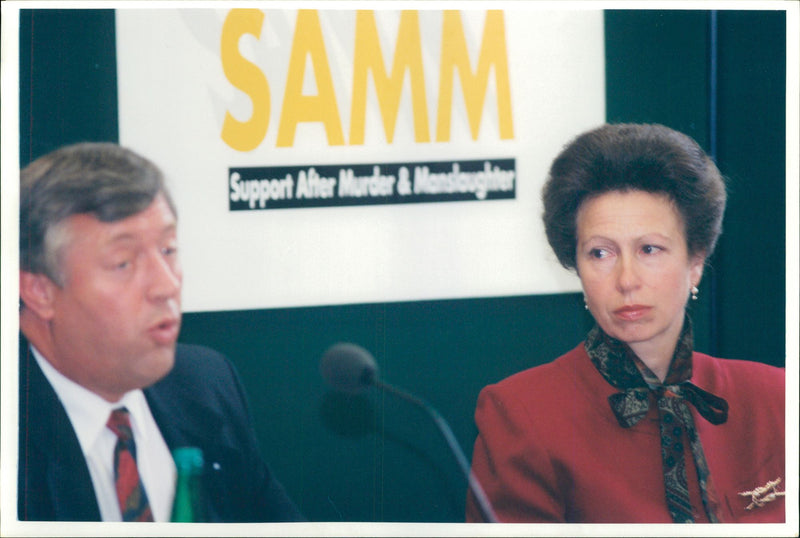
[585,316,728,523]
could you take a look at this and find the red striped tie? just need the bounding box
[107,408,154,522]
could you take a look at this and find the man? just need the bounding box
[18,142,304,522]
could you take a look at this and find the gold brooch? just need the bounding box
[738,477,785,510]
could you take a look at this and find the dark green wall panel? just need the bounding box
[713,11,786,366]
[179,294,591,521]
[19,9,118,165]
[605,10,711,143]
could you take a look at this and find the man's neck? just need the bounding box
[19,309,125,403]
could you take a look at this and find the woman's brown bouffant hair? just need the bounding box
[542,123,726,270]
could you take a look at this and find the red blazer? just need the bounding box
[466,343,785,523]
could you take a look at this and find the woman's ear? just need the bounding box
[689,252,706,290]
[19,271,58,321]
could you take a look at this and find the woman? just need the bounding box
[466,123,785,523]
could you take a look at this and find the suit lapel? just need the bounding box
[18,337,101,521]
[143,346,230,522]
[143,366,225,452]
[19,339,231,522]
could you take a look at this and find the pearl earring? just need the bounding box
[691,286,699,301]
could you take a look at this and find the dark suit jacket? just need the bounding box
[18,335,304,522]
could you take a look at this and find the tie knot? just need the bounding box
[107,407,133,441]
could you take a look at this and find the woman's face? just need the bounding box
[576,190,704,359]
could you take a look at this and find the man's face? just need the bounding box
[45,194,182,402]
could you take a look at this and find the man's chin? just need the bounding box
[139,348,177,388]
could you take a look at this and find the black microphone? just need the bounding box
[319,342,378,393]
[320,342,499,523]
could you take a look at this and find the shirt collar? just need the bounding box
[30,344,151,453]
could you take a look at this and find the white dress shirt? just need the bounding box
[32,346,177,522]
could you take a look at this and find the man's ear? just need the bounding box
[19,271,58,320]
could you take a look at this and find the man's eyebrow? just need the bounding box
[105,223,178,244]
[105,232,137,246]
[155,221,178,235]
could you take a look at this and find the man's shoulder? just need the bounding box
[148,343,243,405]
[173,343,230,372]
[168,343,243,382]
[144,344,250,443]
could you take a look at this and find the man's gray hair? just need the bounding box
[20,142,176,285]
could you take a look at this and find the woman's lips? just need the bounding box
[613,305,652,321]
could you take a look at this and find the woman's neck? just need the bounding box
[630,345,672,381]
[624,308,689,382]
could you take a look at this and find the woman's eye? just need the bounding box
[589,248,609,259]
[641,245,663,255]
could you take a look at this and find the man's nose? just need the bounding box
[146,250,181,301]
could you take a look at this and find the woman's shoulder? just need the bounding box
[693,353,784,388]
[692,353,784,409]
[474,343,616,439]
[479,343,590,405]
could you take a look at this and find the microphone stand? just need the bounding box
[374,380,499,523]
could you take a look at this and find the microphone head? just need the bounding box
[320,343,378,394]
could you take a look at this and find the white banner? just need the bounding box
[116,7,604,312]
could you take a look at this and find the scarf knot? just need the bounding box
[586,316,727,523]
[608,381,729,429]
